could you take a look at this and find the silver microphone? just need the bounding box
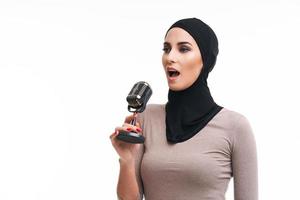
[116,81,152,144]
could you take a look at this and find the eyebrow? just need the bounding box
[163,41,193,46]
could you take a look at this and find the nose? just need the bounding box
[165,49,177,64]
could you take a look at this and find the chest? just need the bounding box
[141,118,233,187]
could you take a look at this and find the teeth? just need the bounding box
[167,68,180,77]
[168,70,180,77]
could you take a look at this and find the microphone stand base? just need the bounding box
[116,131,145,144]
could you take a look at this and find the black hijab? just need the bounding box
[165,18,223,143]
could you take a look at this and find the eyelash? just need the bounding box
[162,47,190,53]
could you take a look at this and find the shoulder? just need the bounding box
[224,108,252,133]
[143,103,165,115]
[220,107,255,148]
[136,103,165,124]
[217,107,251,130]
[216,107,254,140]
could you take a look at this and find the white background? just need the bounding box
[1,0,300,199]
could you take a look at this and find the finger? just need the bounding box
[121,123,143,133]
[109,130,119,139]
[115,126,129,132]
[114,126,142,138]
[124,115,134,123]
[124,113,138,123]
[136,121,141,128]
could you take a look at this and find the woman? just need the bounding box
[110,17,258,200]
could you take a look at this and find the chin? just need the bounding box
[168,83,184,91]
[168,81,194,91]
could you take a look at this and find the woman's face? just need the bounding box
[162,27,203,91]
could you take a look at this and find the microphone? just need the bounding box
[116,81,152,144]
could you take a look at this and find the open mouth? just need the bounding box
[167,69,180,77]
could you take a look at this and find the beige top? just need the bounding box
[134,104,258,200]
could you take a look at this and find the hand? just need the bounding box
[110,114,143,162]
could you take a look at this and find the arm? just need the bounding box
[111,114,145,200]
[117,146,144,200]
[232,115,258,200]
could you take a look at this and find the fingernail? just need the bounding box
[126,128,132,131]
[136,128,142,132]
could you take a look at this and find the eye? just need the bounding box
[179,46,190,53]
[162,47,170,53]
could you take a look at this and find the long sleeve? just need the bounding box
[134,113,145,200]
[133,143,144,200]
[232,115,258,200]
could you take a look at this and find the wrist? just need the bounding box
[119,157,135,166]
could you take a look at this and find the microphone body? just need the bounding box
[116,81,152,144]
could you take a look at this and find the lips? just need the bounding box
[166,67,180,83]
[167,67,180,78]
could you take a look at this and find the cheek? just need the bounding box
[161,55,167,68]
[183,54,202,78]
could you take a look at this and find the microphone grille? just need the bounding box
[127,81,152,112]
